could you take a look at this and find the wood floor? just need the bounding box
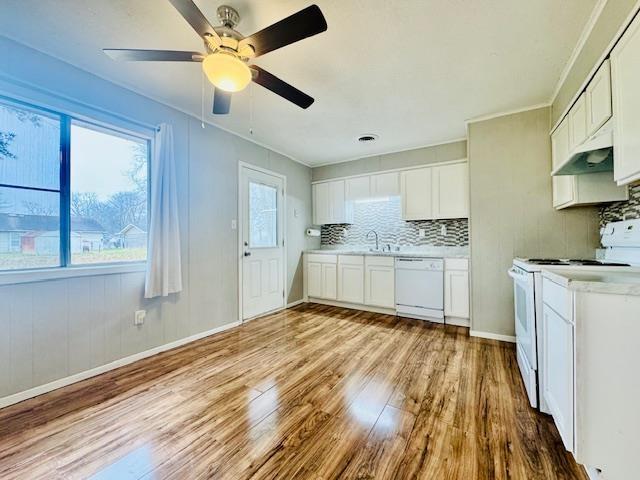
[0,304,586,479]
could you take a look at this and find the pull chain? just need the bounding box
[201,70,205,129]
[249,82,254,136]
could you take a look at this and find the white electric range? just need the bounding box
[508,218,640,413]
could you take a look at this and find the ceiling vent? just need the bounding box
[357,134,379,143]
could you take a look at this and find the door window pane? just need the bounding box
[0,187,60,269]
[0,99,60,190]
[70,121,148,265]
[249,181,277,248]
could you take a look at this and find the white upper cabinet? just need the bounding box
[401,167,433,220]
[551,118,575,208]
[345,176,371,201]
[401,162,469,221]
[611,13,640,186]
[568,92,588,151]
[433,163,469,219]
[371,172,400,197]
[586,59,612,136]
[312,180,352,225]
[312,182,330,225]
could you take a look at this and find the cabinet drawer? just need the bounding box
[306,253,337,264]
[339,254,364,266]
[445,258,468,271]
[543,278,571,321]
[365,255,395,267]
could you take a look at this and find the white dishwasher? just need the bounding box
[395,257,444,321]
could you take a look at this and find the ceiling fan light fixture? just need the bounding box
[202,53,251,92]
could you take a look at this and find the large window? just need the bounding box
[0,96,149,271]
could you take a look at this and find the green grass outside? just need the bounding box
[0,248,147,269]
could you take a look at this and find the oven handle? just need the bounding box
[508,268,527,282]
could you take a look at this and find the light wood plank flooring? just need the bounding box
[0,304,586,479]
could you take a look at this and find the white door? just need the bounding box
[240,166,285,320]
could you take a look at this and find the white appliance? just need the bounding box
[395,257,444,321]
[508,218,640,412]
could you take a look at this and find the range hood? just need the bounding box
[552,120,613,176]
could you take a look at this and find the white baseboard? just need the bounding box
[0,320,241,410]
[470,330,516,343]
[286,299,305,308]
[445,316,471,327]
[308,298,396,315]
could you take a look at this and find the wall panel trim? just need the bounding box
[0,320,241,409]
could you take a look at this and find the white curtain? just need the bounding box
[145,123,182,298]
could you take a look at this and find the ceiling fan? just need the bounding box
[104,0,327,114]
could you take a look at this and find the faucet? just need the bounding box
[366,230,379,251]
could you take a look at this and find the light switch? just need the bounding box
[231,219,237,230]
[418,229,426,238]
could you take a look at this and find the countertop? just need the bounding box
[542,268,640,296]
[304,246,469,259]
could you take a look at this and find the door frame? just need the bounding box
[237,161,287,323]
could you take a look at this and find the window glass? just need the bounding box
[0,187,60,269]
[249,181,277,248]
[0,98,61,270]
[70,122,148,265]
[0,100,60,190]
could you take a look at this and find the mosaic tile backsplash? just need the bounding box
[599,182,640,228]
[321,196,469,247]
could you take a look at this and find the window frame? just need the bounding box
[0,94,152,277]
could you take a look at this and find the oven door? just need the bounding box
[508,266,537,369]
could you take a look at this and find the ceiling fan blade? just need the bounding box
[166,0,222,45]
[250,66,314,109]
[239,5,327,58]
[104,49,204,62]
[212,88,232,114]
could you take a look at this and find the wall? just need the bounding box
[320,196,468,247]
[552,0,639,127]
[468,106,600,337]
[311,140,467,181]
[0,36,318,401]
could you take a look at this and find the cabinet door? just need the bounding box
[586,59,612,136]
[611,13,640,185]
[551,118,575,207]
[345,176,371,201]
[568,92,588,151]
[321,263,337,300]
[401,167,432,220]
[307,262,323,298]
[433,163,469,219]
[444,270,469,318]
[364,265,395,308]
[338,264,364,304]
[313,183,330,225]
[542,304,574,452]
[371,172,400,197]
[329,180,347,224]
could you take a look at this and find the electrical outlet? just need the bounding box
[440,225,447,236]
[134,310,146,326]
[418,228,426,238]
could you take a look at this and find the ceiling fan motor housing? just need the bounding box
[217,5,240,28]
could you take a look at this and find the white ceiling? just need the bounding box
[0,0,597,166]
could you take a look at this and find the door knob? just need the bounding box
[244,251,251,257]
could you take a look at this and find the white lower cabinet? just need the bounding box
[542,280,575,453]
[364,256,395,308]
[306,254,469,318]
[338,255,364,304]
[444,258,469,319]
[306,254,337,300]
